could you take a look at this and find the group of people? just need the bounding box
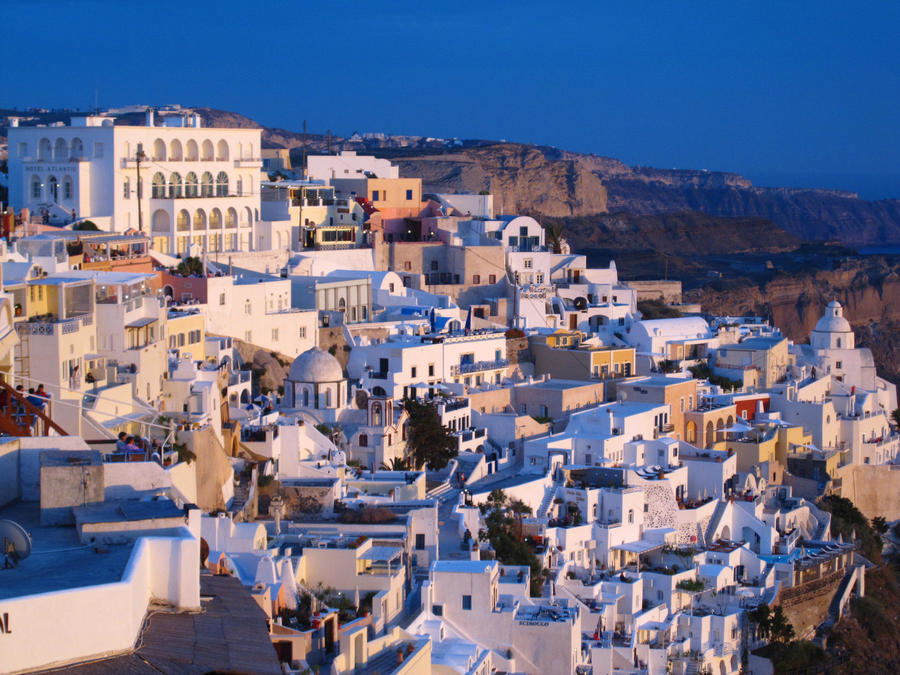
[114,431,164,464]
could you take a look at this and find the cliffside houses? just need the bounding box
[0,118,896,674]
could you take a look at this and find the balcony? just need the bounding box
[18,314,91,336]
[451,358,509,377]
[234,157,262,168]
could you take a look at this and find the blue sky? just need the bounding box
[3,0,899,198]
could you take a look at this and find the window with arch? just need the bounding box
[63,176,73,200]
[54,138,67,160]
[193,209,206,229]
[185,172,198,198]
[201,172,214,198]
[216,172,229,197]
[244,299,251,315]
[168,173,183,199]
[337,298,346,313]
[185,139,198,161]
[176,210,190,231]
[242,207,252,227]
[628,509,634,524]
[70,138,84,158]
[47,176,59,201]
[169,139,183,161]
[152,172,166,198]
[152,209,170,232]
[210,208,222,229]
[216,139,229,161]
[152,138,166,161]
[38,138,52,160]
[225,208,237,228]
[31,175,42,200]
[372,403,382,427]
[201,139,213,160]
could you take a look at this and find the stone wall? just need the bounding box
[834,464,900,520]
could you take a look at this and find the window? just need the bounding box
[473,274,480,284]
[488,274,496,284]
[271,328,279,342]
[219,292,226,306]
[372,190,379,201]
[245,330,252,342]
[836,361,842,369]
[523,259,533,269]
[94,142,104,158]
[216,172,229,197]
[536,273,544,283]
[462,595,472,610]
[406,189,413,200]
[430,260,438,271]
[358,434,368,447]
[428,364,434,377]
[31,175,41,199]
[299,326,306,338]
[245,300,251,315]
[432,604,443,616]
[404,261,411,271]
[123,178,130,199]
[415,533,425,550]
[411,366,417,378]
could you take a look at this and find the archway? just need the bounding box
[70,138,84,158]
[53,138,67,160]
[152,209,170,233]
[152,138,166,161]
[201,139,213,161]
[169,139,183,161]
[48,176,59,202]
[216,139,229,161]
[185,139,198,161]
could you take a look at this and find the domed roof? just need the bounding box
[288,347,343,383]
[813,300,852,334]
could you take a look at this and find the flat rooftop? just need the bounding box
[530,379,599,391]
[0,500,135,601]
[43,573,282,674]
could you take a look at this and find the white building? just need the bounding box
[306,150,399,182]
[7,111,263,254]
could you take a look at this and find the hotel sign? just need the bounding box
[24,164,76,174]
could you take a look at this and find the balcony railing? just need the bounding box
[18,314,89,336]
[451,358,509,377]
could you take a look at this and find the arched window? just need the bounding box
[337,298,346,313]
[628,509,634,524]
[185,172,198,198]
[152,209,170,232]
[216,171,229,197]
[236,177,243,196]
[193,209,206,229]
[30,175,42,200]
[216,139,229,161]
[152,172,166,198]
[200,172,213,198]
[243,206,252,227]
[70,138,84,158]
[48,175,59,201]
[152,138,166,161]
[373,386,386,397]
[63,176,73,200]
[201,139,213,161]
[210,208,222,229]
[38,138,52,160]
[168,173,183,199]
[176,210,190,231]
[686,421,696,444]
[372,403,382,427]
[225,207,237,228]
[169,139,183,161]
[185,139,198,161]
[359,434,368,447]
[53,138,67,160]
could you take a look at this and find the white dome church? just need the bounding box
[283,347,347,412]
[811,300,854,351]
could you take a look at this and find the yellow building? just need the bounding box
[167,307,206,362]
[366,177,422,209]
[531,334,635,382]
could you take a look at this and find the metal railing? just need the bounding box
[451,358,509,376]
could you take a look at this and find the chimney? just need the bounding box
[193,113,202,128]
[146,108,155,127]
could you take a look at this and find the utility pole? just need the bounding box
[136,143,146,233]
[301,119,307,179]
[327,129,331,154]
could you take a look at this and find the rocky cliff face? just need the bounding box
[395,144,608,217]
[397,143,900,244]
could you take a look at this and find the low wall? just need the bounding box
[3,531,199,674]
[834,464,900,520]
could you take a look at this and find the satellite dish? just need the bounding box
[0,519,32,567]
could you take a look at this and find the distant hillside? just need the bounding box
[394,144,900,245]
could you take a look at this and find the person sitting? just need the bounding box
[124,436,140,453]
[26,388,44,409]
[116,431,129,452]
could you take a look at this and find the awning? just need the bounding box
[126,317,158,328]
[612,540,666,554]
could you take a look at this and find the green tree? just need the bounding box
[748,603,772,641]
[769,605,795,644]
[480,489,544,595]
[892,408,900,428]
[403,397,458,471]
[379,457,409,471]
[872,515,889,535]
[818,494,883,562]
[175,256,204,276]
[543,222,565,254]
